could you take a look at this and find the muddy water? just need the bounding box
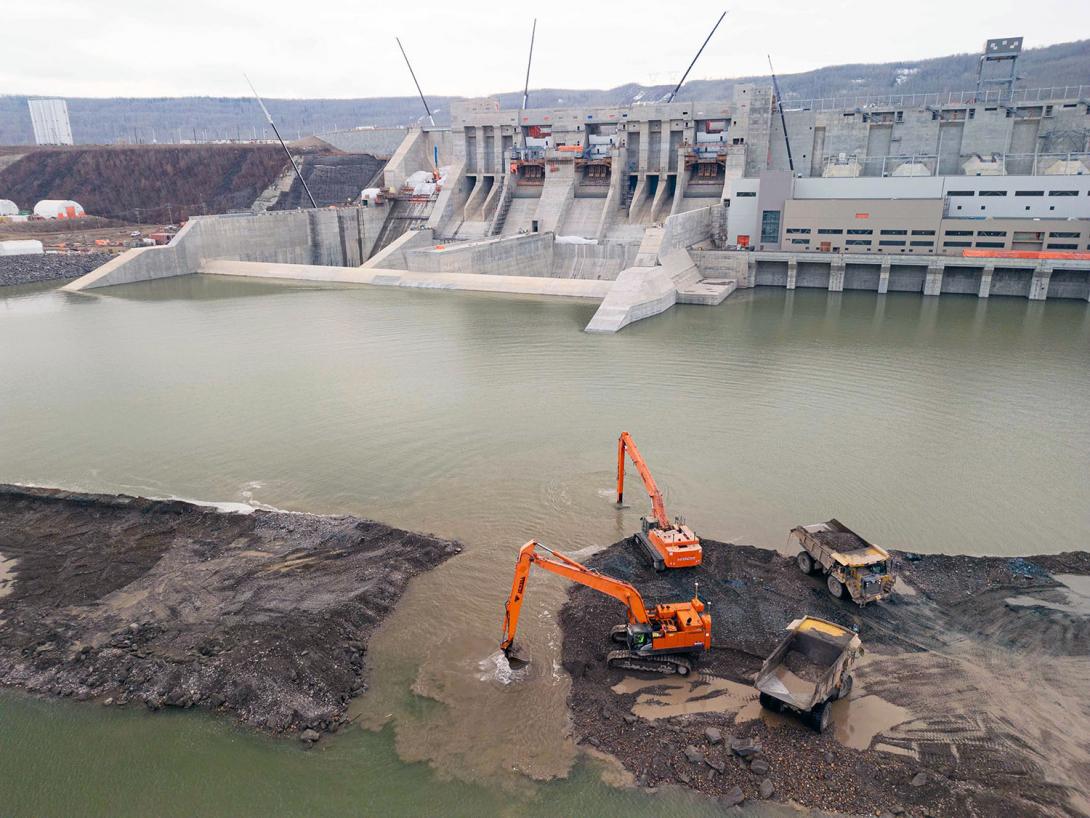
[1,276,1089,814]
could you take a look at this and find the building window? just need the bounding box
[736,190,756,197]
[975,241,1005,248]
[817,228,843,234]
[1015,190,1044,196]
[910,240,934,246]
[911,229,936,236]
[846,239,870,245]
[1050,231,1080,238]
[947,190,974,196]
[786,227,811,234]
[943,241,971,247]
[847,229,872,235]
[790,238,809,245]
[1047,243,1078,250]
[879,240,906,246]
[979,190,1007,196]
[761,210,781,244]
[945,230,973,236]
[1048,190,1078,196]
[880,229,907,235]
[977,230,1007,237]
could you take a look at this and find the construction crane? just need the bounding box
[500,540,710,675]
[617,431,702,571]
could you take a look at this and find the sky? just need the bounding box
[1,0,1087,99]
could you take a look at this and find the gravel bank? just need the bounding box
[0,485,462,738]
[560,538,1090,817]
[0,254,111,287]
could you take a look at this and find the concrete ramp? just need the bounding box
[201,259,613,300]
[584,266,677,333]
[661,248,737,305]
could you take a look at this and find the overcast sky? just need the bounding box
[2,0,1086,99]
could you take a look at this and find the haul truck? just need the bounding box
[790,519,896,605]
[755,616,862,732]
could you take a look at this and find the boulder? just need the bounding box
[706,756,725,773]
[759,779,774,799]
[720,785,745,808]
[910,771,928,787]
[684,745,705,764]
[299,728,320,743]
[704,726,723,745]
[731,736,761,758]
[750,758,770,775]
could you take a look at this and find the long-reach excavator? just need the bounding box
[616,431,702,571]
[500,540,711,675]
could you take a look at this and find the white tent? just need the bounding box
[0,199,18,216]
[0,239,44,256]
[33,199,85,219]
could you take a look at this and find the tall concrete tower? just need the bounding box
[28,99,74,145]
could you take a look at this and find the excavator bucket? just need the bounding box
[503,641,531,669]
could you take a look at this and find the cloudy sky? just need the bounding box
[2,0,1087,99]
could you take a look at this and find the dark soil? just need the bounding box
[812,530,868,552]
[560,538,1090,817]
[0,485,461,737]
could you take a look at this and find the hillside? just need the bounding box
[0,145,289,222]
[1,39,1086,145]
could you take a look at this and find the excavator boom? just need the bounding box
[617,432,669,528]
[501,540,648,651]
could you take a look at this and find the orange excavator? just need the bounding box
[500,540,710,675]
[616,431,702,571]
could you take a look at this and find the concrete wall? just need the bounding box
[64,207,388,291]
[403,233,553,277]
[660,204,720,254]
[551,241,635,280]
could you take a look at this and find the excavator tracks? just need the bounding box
[607,650,692,676]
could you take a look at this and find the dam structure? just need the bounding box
[65,81,1090,327]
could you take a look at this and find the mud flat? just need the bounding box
[0,485,461,737]
[560,539,1090,817]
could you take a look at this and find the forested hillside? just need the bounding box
[1,39,1086,145]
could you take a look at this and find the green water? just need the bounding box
[1,276,1088,815]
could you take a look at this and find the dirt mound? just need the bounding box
[0,145,290,222]
[0,485,461,736]
[560,537,1090,817]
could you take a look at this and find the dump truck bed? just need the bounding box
[794,519,890,568]
[755,617,860,711]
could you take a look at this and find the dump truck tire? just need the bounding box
[827,575,845,599]
[796,552,814,574]
[758,692,782,712]
[836,674,854,700]
[808,702,831,733]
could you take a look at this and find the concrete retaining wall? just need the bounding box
[550,241,636,280]
[659,204,721,254]
[404,233,553,277]
[64,207,388,291]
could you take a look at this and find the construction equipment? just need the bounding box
[616,431,702,571]
[755,615,862,732]
[790,519,897,605]
[500,540,710,675]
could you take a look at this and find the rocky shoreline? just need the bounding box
[0,485,461,739]
[560,538,1090,817]
[0,253,110,287]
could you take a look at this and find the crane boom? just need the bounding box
[617,431,669,529]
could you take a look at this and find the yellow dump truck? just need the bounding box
[755,616,862,732]
[790,519,896,605]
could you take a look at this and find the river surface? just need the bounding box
[1,276,1088,816]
